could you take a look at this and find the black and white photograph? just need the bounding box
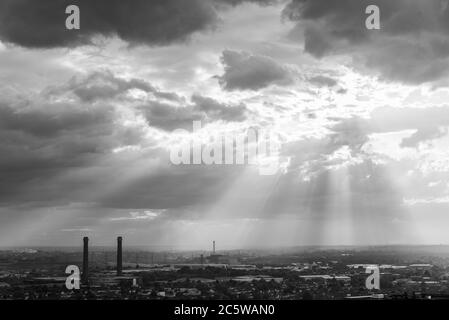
[1,0,449,314]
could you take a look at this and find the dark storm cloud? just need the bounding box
[0,101,114,138]
[0,0,218,48]
[0,68,251,208]
[46,71,183,103]
[0,0,279,48]
[46,70,250,132]
[140,94,248,131]
[218,50,294,91]
[0,89,147,206]
[283,0,449,84]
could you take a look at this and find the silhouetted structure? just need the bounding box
[82,237,89,284]
[117,236,123,276]
[213,241,216,254]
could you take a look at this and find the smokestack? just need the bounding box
[213,240,216,255]
[82,237,89,284]
[117,236,123,276]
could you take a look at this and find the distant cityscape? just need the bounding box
[1,240,449,300]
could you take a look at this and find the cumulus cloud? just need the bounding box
[217,50,294,91]
[369,106,449,147]
[283,0,449,84]
[44,71,249,132]
[325,106,449,150]
[191,95,248,122]
[280,104,449,184]
[140,94,248,131]
[401,127,448,148]
[308,75,338,87]
[281,116,369,182]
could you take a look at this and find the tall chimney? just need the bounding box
[213,240,216,255]
[117,236,123,276]
[82,237,89,284]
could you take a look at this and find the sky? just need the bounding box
[1,0,449,249]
